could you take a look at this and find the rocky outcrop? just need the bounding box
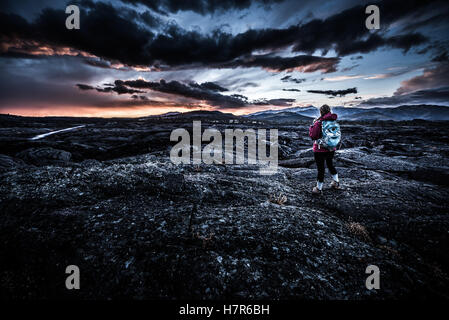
[16,147,72,165]
[0,154,25,171]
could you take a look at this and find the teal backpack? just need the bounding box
[318,120,341,150]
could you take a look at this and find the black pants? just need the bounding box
[314,151,337,182]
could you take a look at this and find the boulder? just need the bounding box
[0,154,25,171]
[16,147,72,165]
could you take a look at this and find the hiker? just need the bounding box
[308,104,341,194]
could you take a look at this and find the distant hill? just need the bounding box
[245,105,449,121]
[3,105,449,123]
[170,110,238,120]
[247,105,318,119]
[246,111,313,123]
[336,105,449,121]
[376,105,449,121]
[342,110,391,121]
[138,110,239,121]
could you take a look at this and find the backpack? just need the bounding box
[318,120,341,150]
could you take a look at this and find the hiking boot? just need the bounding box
[330,180,340,189]
[312,186,322,195]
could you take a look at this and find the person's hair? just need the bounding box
[320,104,331,116]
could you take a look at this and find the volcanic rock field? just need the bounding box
[0,113,448,299]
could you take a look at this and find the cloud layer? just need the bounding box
[0,0,435,71]
[395,64,449,95]
[77,78,297,109]
[307,87,358,97]
[360,86,449,106]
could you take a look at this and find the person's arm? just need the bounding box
[309,119,322,140]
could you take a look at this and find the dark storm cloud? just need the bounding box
[120,8,162,28]
[421,41,449,63]
[97,84,144,95]
[77,78,296,108]
[101,100,203,109]
[253,98,295,106]
[76,82,144,95]
[113,79,248,108]
[131,95,149,100]
[307,87,357,97]
[142,23,342,71]
[287,0,438,56]
[281,76,306,83]
[282,88,301,92]
[76,83,94,90]
[335,33,428,56]
[0,1,155,66]
[340,64,359,72]
[359,86,449,106]
[1,0,439,72]
[0,0,58,20]
[119,0,286,15]
[82,59,112,69]
[216,54,339,73]
[241,82,259,88]
[400,10,449,33]
[432,51,449,62]
[189,81,229,92]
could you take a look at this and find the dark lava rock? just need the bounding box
[16,147,72,165]
[0,115,448,300]
[0,154,25,171]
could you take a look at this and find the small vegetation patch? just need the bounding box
[192,231,215,249]
[269,193,287,205]
[346,222,370,241]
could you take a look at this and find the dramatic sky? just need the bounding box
[1,0,448,117]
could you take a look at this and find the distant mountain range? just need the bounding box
[246,111,313,122]
[143,110,239,120]
[2,105,449,122]
[137,105,449,123]
[244,105,449,122]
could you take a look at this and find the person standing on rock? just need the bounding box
[309,104,341,194]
